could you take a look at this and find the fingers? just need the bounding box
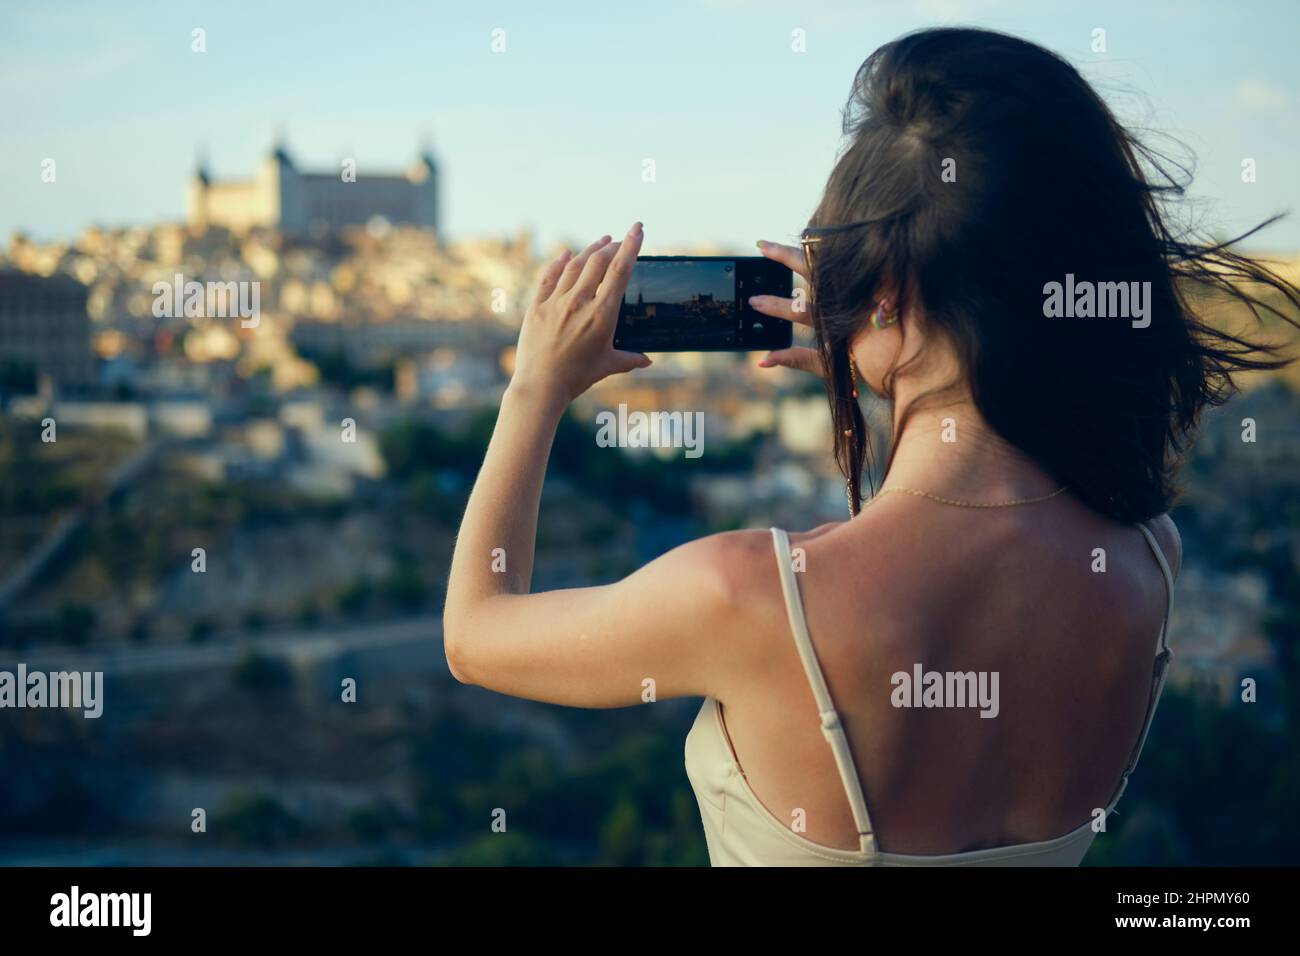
[602,349,653,376]
[555,234,612,295]
[756,240,809,280]
[757,347,824,378]
[593,221,644,307]
[573,236,622,300]
[748,293,814,328]
[532,249,573,307]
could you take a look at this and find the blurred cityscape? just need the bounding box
[1,141,1298,864]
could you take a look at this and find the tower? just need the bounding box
[186,146,212,229]
[408,144,440,234]
[261,128,299,232]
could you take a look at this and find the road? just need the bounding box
[0,614,444,677]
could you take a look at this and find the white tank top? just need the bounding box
[684,523,1175,866]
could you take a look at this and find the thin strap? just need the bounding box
[1107,521,1177,810]
[1136,523,1174,653]
[770,528,877,854]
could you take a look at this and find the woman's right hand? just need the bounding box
[749,240,825,378]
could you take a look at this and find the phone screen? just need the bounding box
[613,256,791,352]
[620,260,737,350]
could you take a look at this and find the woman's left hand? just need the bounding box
[511,222,651,407]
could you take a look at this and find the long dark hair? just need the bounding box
[809,27,1300,522]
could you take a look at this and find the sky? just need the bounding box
[2,0,1297,254]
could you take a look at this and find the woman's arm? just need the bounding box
[442,378,565,634]
[443,224,769,707]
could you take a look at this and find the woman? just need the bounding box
[443,28,1298,865]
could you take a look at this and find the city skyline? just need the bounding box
[2,0,1299,253]
[625,260,735,305]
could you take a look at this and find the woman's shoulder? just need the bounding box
[661,523,850,634]
[654,528,781,614]
[674,522,846,579]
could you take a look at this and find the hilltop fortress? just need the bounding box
[187,139,439,236]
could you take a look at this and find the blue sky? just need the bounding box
[2,0,1297,253]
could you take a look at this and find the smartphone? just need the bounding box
[613,256,794,352]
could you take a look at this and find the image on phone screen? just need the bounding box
[614,256,792,353]
[620,260,736,350]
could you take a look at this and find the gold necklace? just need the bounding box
[851,483,1068,514]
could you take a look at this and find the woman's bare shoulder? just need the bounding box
[652,528,784,626]
[787,520,848,545]
[667,523,859,639]
[692,521,847,583]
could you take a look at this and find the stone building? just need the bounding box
[0,270,93,393]
[187,139,439,236]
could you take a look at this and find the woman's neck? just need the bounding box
[875,397,1060,503]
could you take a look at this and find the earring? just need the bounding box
[871,299,899,330]
[847,353,859,399]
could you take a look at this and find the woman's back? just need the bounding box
[692,495,1180,859]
